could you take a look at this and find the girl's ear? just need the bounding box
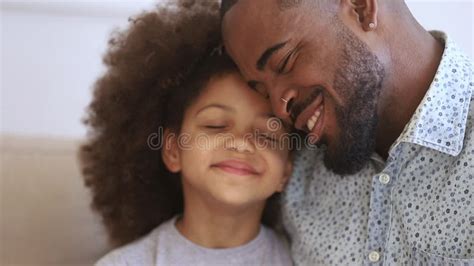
[276,155,293,192]
[161,128,181,173]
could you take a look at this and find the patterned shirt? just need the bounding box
[281,31,474,265]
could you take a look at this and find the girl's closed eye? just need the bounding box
[203,124,227,129]
[196,105,234,132]
[199,118,231,132]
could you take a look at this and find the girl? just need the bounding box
[80,1,293,265]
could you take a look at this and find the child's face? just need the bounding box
[163,72,292,209]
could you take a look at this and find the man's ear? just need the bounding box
[277,155,293,192]
[161,128,181,173]
[347,0,379,31]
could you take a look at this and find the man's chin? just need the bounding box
[323,147,370,176]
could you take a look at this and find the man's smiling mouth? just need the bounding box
[293,89,325,144]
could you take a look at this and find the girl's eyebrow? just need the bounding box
[195,104,235,116]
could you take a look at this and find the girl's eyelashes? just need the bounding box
[203,125,227,129]
[198,118,231,130]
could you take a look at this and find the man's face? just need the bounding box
[222,0,385,175]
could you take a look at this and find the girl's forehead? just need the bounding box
[194,73,273,115]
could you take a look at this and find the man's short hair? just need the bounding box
[220,0,238,18]
[220,0,304,18]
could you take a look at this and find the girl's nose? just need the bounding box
[223,132,255,154]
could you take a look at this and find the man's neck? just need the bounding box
[375,28,444,159]
[175,187,265,249]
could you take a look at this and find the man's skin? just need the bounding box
[222,0,444,175]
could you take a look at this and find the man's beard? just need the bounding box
[291,21,385,175]
[322,23,385,175]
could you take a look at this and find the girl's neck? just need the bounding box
[175,193,265,249]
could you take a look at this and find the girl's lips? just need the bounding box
[211,160,260,176]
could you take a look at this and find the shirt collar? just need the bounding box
[394,31,473,156]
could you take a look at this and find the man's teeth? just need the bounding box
[306,106,322,131]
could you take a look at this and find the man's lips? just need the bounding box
[294,93,325,144]
[211,160,260,176]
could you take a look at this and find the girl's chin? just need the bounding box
[207,190,267,212]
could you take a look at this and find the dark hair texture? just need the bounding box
[80,0,281,247]
[220,0,238,17]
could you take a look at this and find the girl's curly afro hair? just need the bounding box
[79,0,281,247]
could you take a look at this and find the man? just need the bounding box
[221,0,473,265]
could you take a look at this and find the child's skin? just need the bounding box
[162,72,292,249]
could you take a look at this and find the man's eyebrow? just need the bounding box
[195,104,235,117]
[256,41,288,71]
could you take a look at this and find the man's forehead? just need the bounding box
[223,0,295,73]
[225,0,290,30]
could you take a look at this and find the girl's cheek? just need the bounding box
[267,145,291,158]
[261,149,290,166]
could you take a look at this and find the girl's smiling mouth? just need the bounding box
[211,159,261,176]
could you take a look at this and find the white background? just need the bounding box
[1,0,473,139]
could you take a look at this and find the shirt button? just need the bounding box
[368,251,381,262]
[379,173,391,184]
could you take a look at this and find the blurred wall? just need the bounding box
[1,0,158,139]
[1,0,473,139]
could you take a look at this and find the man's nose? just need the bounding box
[271,89,297,125]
